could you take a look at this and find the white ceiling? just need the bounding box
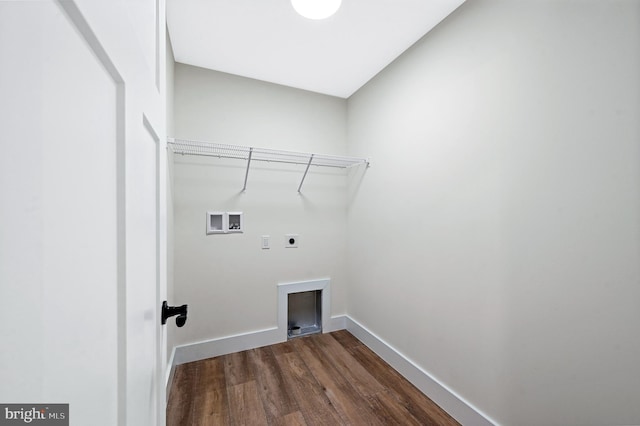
[166,0,466,98]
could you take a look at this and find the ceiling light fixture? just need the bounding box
[291,0,342,20]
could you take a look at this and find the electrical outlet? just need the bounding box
[285,234,299,248]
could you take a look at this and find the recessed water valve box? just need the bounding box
[206,212,225,234]
[227,212,243,233]
[206,211,243,234]
[285,234,299,248]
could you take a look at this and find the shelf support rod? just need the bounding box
[243,147,253,191]
[297,154,314,193]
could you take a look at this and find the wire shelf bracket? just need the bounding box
[243,147,253,191]
[167,138,369,192]
[297,154,314,193]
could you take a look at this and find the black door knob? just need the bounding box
[161,301,188,327]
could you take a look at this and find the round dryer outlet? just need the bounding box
[285,234,299,248]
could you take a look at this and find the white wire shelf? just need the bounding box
[167,138,369,192]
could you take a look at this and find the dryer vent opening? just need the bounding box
[287,290,322,339]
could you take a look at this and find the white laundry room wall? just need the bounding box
[346,1,640,425]
[172,64,350,349]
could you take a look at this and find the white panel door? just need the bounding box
[0,1,167,425]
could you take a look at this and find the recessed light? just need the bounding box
[291,0,342,20]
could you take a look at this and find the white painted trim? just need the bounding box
[345,316,497,426]
[324,314,346,332]
[165,347,176,403]
[173,327,281,365]
[172,314,347,366]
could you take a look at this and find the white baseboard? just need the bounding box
[165,347,176,403]
[325,314,347,332]
[173,327,281,365]
[345,316,497,426]
[166,315,348,396]
[171,314,348,366]
[165,314,495,426]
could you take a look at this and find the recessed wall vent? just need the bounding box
[287,290,322,338]
[278,278,330,341]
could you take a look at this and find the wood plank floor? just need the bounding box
[167,330,460,426]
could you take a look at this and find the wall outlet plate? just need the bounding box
[285,234,299,248]
[206,212,225,234]
[227,212,243,233]
[206,211,243,234]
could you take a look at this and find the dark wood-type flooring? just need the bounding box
[167,330,460,425]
